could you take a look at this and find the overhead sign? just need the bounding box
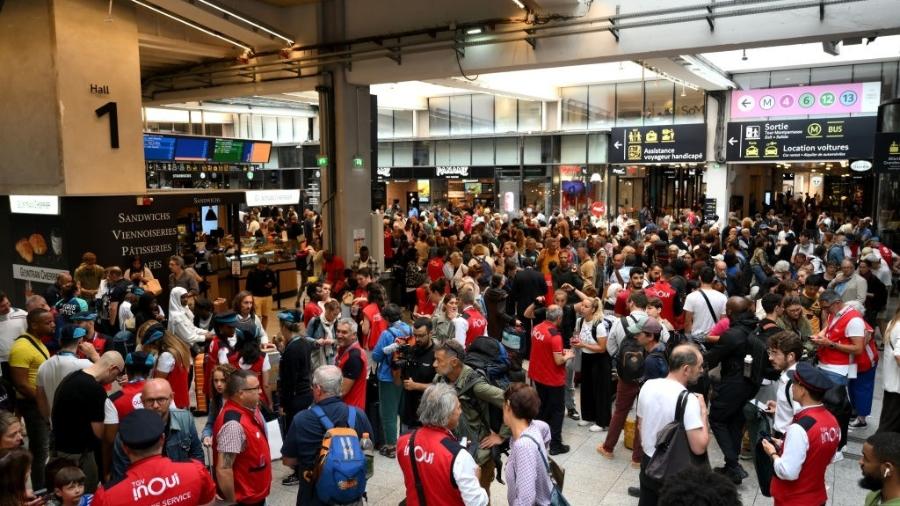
[608,124,706,164]
[725,117,876,162]
[9,195,60,215]
[245,189,301,206]
[730,82,880,119]
[875,133,900,172]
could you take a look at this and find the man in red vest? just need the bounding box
[762,362,840,506]
[335,317,368,411]
[528,305,575,455]
[459,288,487,347]
[810,289,866,387]
[397,383,488,506]
[214,369,272,506]
[93,410,215,506]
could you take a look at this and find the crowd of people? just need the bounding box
[0,197,899,506]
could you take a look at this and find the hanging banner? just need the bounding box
[725,117,876,162]
[730,82,880,119]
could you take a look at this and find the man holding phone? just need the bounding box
[528,305,575,455]
[766,331,804,438]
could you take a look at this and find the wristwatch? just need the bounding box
[829,341,837,349]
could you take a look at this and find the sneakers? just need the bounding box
[577,420,591,427]
[567,408,581,421]
[849,418,868,428]
[627,487,641,498]
[588,425,607,433]
[281,473,300,486]
[596,445,614,459]
[549,443,571,455]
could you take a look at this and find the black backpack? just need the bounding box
[617,315,645,382]
[745,322,777,388]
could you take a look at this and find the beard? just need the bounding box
[858,475,882,491]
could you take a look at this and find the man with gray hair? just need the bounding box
[282,365,373,506]
[811,289,866,387]
[335,316,367,410]
[397,383,488,506]
[529,304,575,455]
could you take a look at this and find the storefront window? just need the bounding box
[588,84,615,129]
[733,72,771,90]
[378,109,394,138]
[616,81,643,127]
[644,81,674,124]
[561,87,588,130]
[450,139,471,165]
[472,138,494,165]
[495,97,518,133]
[880,61,898,100]
[811,65,852,85]
[429,97,450,136]
[523,136,542,164]
[393,141,413,166]
[472,94,494,134]
[394,110,414,137]
[378,142,392,167]
[495,137,519,165]
[413,141,431,166]
[675,87,705,124]
[434,140,451,165]
[450,95,472,135]
[560,135,587,164]
[770,69,810,87]
[587,133,607,163]
[518,100,542,132]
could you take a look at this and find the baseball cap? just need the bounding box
[58,325,87,343]
[212,311,239,326]
[119,410,166,450]
[70,311,97,322]
[790,362,833,394]
[277,310,302,324]
[626,315,663,336]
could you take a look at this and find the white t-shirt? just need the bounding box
[637,378,704,457]
[819,310,865,378]
[156,351,176,374]
[118,300,133,332]
[36,354,93,415]
[684,288,727,336]
[576,317,607,355]
[104,398,119,424]
[0,308,28,364]
[883,323,900,394]
[773,364,802,433]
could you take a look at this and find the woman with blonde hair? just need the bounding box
[879,305,900,433]
[572,296,612,432]
[0,412,24,451]
[136,320,192,409]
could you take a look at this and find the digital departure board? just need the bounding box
[143,135,176,161]
[212,138,245,163]
[174,137,210,161]
[243,142,272,163]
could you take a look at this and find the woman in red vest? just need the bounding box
[228,337,272,412]
[137,320,192,409]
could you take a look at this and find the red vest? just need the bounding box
[91,455,216,506]
[462,306,487,347]
[228,354,270,406]
[213,400,272,503]
[646,281,677,323]
[879,245,893,266]
[416,287,436,317]
[770,406,840,506]
[111,380,145,419]
[166,360,191,409]
[397,426,466,506]
[818,307,862,366]
[337,342,368,411]
[427,258,445,283]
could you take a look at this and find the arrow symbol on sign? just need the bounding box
[741,98,752,108]
[728,137,737,146]
[614,141,622,149]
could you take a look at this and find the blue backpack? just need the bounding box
[310,405,367,504]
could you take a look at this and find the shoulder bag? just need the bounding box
[645,390,709,482]
[521,434,570,506]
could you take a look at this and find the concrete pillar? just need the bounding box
[0,0,146,195]
[317,0,373,260]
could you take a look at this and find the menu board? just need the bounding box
[174,137,210,161]
[213,139,245,163]
[143,135,176,161]
[243,142,272,164]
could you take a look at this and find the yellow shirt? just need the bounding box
[9,332,49,399]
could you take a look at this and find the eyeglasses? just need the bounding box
[241,386,262,392]
[412,333,429,338]
[143,397,171,406]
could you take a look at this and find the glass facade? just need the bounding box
[420,94,543,136]
[560,80,703,130]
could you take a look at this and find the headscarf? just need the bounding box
[168,287,194,326]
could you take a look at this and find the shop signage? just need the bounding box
[436,166,470,178]
[730,82,880,119]
[246,189,301,207]
[590,201,606,218]
[875,132,900,172]
[9,195,60,215]
[725,117,876,162]
[608,124,706,164]
[12,264,69,284]
[850,160,873,172]
[376,167,392,178]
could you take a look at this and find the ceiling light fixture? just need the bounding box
[196,0,294,45]
[681,83,686,97]
[511,0,526,8]
[466,27,483,35]
[741,49,748,61]
[130,0,252,52]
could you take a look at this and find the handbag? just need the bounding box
[521,434,570,506]
[144,278,163,295]
[645,390,709,482]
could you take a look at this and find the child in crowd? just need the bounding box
[49,464,92,506]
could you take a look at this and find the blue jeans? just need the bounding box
[818,367,849,387]
[751,264,768,285]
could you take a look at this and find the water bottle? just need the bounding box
[743,354,753,379]
[361,432,375,478]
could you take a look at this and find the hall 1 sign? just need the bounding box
[725,117,876,162]
[874,132,900,173]
[608,124,706,164]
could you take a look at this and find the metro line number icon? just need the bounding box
[759,96,775,111]
[839,90,858,106]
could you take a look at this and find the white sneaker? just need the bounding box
[589,425,607,433]
[577,420,591,427]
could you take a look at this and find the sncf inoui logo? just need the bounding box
[132,473,181,500]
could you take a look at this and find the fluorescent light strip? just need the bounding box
[131,0,252,52]
[196,0,294,45]
[512,0,525,8]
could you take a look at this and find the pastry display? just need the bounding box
[16,238,34,263]
[29,233,47,255]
